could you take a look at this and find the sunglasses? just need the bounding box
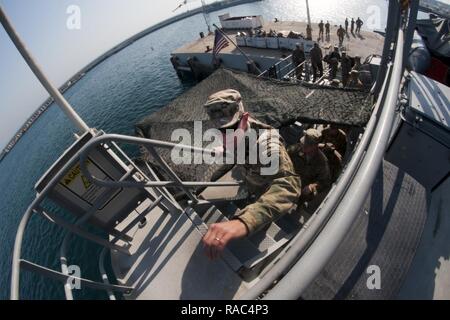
[206,104,238,119]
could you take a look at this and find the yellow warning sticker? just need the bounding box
[60,159,115,207]
[62,160,91,187]
[81,175,92,189]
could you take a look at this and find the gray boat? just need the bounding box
[2,0,449,300]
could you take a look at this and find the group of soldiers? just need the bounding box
[292,42,323,82]
[291,42,363,88]
[318,20,331,40]
[201,89,349,259]
[316,17,364,44]
[344,17,364,35]
[324,46,363,88]
[287,125,347,217]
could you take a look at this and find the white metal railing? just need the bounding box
[258,54,293,78]
[10,133,242,300]
[242,0,416,300]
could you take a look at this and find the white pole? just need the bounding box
[200,0,212,33]
[0,6,90,133]
[306,0,312,26]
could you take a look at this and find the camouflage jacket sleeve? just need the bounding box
[235,146,302,234]
[310,154,332,194]
[236,174,301,234]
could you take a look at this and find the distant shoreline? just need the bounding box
[0,0,262,161]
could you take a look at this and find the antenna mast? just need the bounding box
[306,0,312,27]
[201,0,212,33]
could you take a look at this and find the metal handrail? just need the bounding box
[7,0,415,301]
[99,248,116,300]
[241,0,411,300]
[277,61,294,74]
[79,134,242,190]
[11,133,241,299]
[373,0,400,96]
[283,60,306,78]
[258,54,293,77]
[10,143,135,299]
[240,63,392,300]
[59,165,138,299]
[265,19,407,302]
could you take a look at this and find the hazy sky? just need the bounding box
[0,0,206,149]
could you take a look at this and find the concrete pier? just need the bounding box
[171,20,384,77]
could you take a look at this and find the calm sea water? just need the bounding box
[0,0,387,299]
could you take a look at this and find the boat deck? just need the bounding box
[302,159,430,300]
[173,20,384,60]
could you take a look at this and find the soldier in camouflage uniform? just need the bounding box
[318,20,324,41]
[320,125,348,181]
[288,129,331,214]
[325,21,331,38]
[327,46,341,80]
[292,43,306,80]
[347,69,364,89]
[310,43,324,83]
[337,25,345,46]
[321,124,347,157]
[341,51,352,87]
[306,24,313,40]
[202,89,302,260]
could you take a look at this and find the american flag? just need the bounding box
[212,29,229,58]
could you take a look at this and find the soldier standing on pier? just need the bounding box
[345,18,349,34]
[351,18,355,34]
[328,46,341,80]
[337,25,345,46]
[318,20,324,41]
[356,17,363,34]
[292,43,306,80]
[341,51,352,87]
[325,21,330,38]
[310,43,323,83]
[306,24,313,40]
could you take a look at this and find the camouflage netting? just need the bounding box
[137,68,373,128]
[135,68,373,185]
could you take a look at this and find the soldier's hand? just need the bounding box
[202,220,248,260]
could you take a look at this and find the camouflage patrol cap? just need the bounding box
[300,128,321,147]
[204,89,245,128]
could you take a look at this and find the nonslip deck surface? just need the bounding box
[302,160,428,300]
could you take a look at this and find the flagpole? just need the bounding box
[212,24,262,74]
[306,0,312,28]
